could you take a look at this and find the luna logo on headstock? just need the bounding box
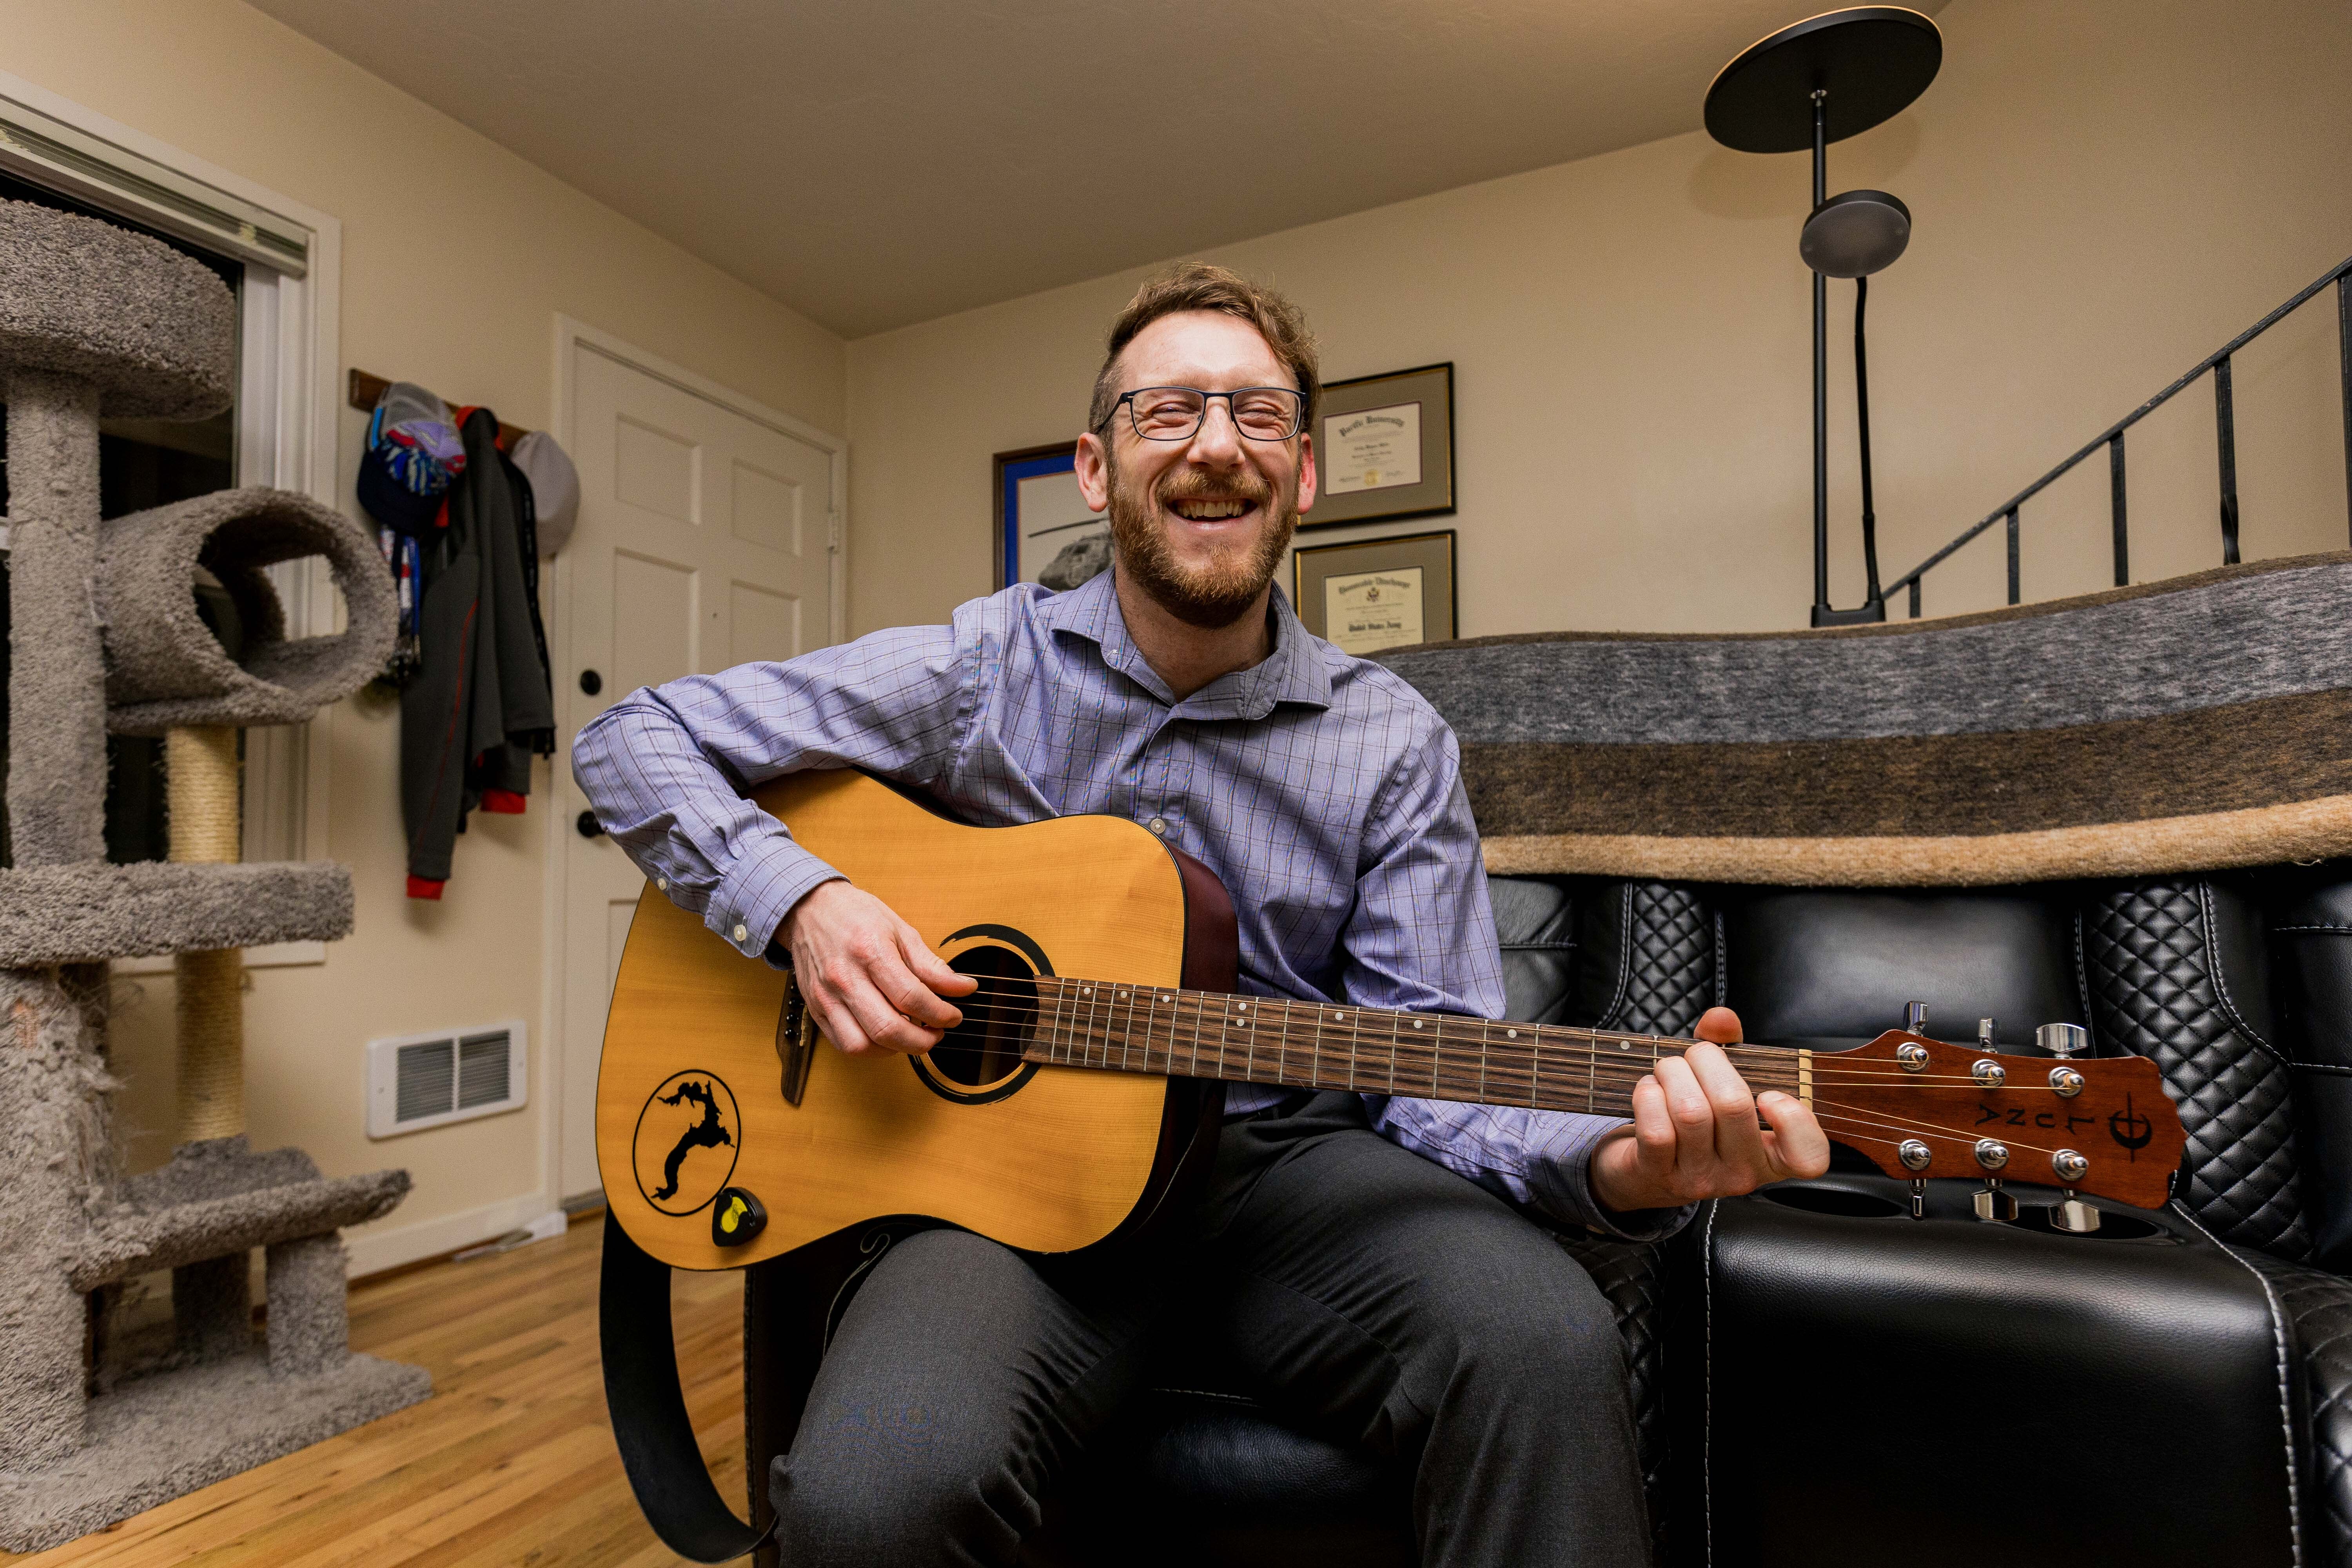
[2108,1093,2154,1160]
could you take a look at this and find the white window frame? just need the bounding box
[0,70,345,967]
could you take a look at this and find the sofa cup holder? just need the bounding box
[1760,1177,2175,1239]
[1760,1183,1907,1219]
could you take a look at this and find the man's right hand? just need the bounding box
[776,880,976,1056]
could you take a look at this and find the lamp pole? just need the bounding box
[1811,89,1828,617]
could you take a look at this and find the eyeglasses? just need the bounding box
[1096,386,1306,443]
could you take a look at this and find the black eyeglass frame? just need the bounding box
[1093,385,1308,443]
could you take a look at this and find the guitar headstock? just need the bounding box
[1808,1030,2185,1210]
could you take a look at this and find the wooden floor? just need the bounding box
[4,1218,746,1568]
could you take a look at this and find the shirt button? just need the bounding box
[1147,817,1167,836]
[656,877,669,892]
[731,923,750,942]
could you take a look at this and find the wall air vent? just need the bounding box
[367,1020,528,1138]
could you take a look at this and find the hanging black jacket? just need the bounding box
[399,407,554,898]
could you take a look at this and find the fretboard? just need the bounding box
[1022,976,1804,1118]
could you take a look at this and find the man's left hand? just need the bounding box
[1589,1006,1831,1216]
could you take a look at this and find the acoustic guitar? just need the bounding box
[595,770,2188,1273]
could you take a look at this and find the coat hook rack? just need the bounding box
[347,368,529,448]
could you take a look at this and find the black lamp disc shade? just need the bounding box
[1704,6,1942,152]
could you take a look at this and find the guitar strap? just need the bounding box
[599,1210,774,1561]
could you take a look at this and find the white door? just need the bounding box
[555,337,840,1201]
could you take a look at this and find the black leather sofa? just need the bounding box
[709,863,2352,1568]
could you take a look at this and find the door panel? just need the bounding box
[559,340,839,1201]
[728,581,800,666]
[730,459,802,555]
[613,415,699,523]
[610,552,698,696]
[605,896,638,998]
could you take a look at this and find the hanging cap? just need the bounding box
[358,380,465,536]
[510,429,579,555]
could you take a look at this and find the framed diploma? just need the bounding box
[1303,362,1455,531]
[993,441,1110,591]
[1293,529,1457,655]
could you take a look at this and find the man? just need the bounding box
[574,261,1828,1566]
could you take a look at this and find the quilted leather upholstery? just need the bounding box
[2085,881,2311,1258]
[1553,1231,1668,1545]
[1574,880,1715,1037]
[2244,1250,2352,1568]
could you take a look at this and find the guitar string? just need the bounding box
[910,976,2074,1092]
[1806,1100,2080,1162]
[928,971,2009,1079]
[862,978,2152,1181]
[908,987,2070,1100]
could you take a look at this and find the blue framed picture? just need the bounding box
[994,441,1110,591]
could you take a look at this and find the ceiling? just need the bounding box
[251,1,1945,338]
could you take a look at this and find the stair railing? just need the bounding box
[1886,253,2352,618]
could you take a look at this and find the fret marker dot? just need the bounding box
[1508,1029,1518,1038]
[1414,1022,1424,1030]
[1620,1042,1630,1050]
[1335,1012,1346,1021]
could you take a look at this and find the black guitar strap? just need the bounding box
[599,1210,774,1562]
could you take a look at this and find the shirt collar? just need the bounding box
[1039,564,1332,718]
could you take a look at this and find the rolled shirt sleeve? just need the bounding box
[1346,716,1695,1242]
[570,622,970,960]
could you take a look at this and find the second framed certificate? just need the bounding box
[1305,361,1455,530]
[1293,529,1457,655]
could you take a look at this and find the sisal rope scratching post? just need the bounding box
[167,725,243,1143]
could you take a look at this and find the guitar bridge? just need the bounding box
[776,974,818,1106]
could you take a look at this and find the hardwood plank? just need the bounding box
[2,1218,744,1568]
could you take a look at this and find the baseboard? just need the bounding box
[345,1187,557,1279]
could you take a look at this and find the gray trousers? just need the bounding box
[770,1093,1650,1567]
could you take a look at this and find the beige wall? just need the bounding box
[846,0,2352,641]
[0,0,846,1270]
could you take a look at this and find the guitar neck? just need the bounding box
[1020,976,1807,1118]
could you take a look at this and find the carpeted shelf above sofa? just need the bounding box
[1381,551,2352,887]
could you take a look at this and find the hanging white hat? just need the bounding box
[510,429,579,556]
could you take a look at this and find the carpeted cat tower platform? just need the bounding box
[0,200,425,1551]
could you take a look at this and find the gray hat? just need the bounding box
[510,429,579,555]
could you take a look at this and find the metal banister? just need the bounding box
[1887,253,2352,617]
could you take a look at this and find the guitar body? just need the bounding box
[596,771,1231,1272]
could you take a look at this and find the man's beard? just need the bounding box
[1105,455,1299,629]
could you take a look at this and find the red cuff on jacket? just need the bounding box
[407,876,446,900]
[481,788,528,815]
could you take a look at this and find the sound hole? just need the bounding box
[930,945,1038,1087]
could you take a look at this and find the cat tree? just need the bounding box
[0,199,423,1550]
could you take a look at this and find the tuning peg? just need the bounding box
[2037,1022,2087,1059]
[1898,1139,1931,1219]
[2049,1146,2102,1233]
[1972,1136,2018,1223]
[1979,1017,1997,1048]
[1973,1183,2019,1222]
[1904,1000,1928,1033]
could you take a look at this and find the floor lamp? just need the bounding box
[1705,7,1942,626]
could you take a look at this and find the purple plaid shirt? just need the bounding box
[572,568,1677,1238]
